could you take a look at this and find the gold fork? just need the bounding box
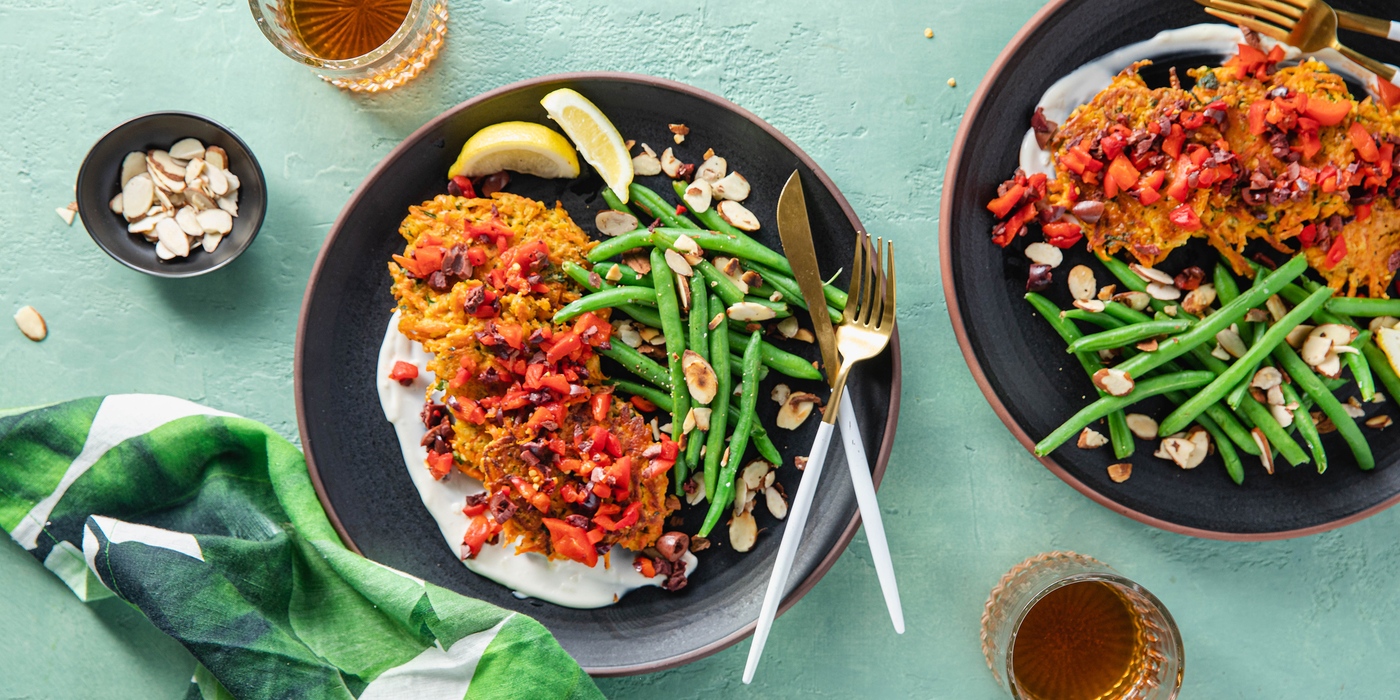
[1230,0,1400,44]
[743,232,896,684]
[1196,0,1397,82]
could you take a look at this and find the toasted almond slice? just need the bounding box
[1073,299,1105,313]
[742,460,769,490]
[13,306,46,341]
[56,206,76,225]
[727,301,775,322]
[682,179,712,213]
[776,316,799,339]
[685,475,707,506]
[1129,263,1174,285]
[695,155,727,182]
[1367,415,1393,429]
[153,186,175,214]
[599,264,621,283]
[1158,436,1196,469]
[1124,413,1158,439]
[204,165,229,196]
[173,206,203,236]
[1314,323,1359,346]
[682,408,697,435]
[1181,283,1216,315]
[1146,281,1181,301]
[185,188,216,212]
[712,172,750,201]
[1067,265,1096,301]
[632,151,662,176]
[204,145,228,171]
[693,407,712,431]
[717,200,760,231]
[729,511,757,552]
[202,231,224,253]
[733,479,749,516]
[1251,366,1283,391]
[1317,352,1343,378]
[154,240,175,260]
[1301,332,1333,366]
[169,138,206,161]
[1285,324,1315,349]
[155,218,189,257]
[1162,304,1178,317]
[682,350,719,403]
[771,383,791,405]
[665,248,694,277]
[147,159,186,193]
[122,174,155,221]
[596,209,638,237]
[661,147,682,178]
[128,213,166,234]
[1107,462,1132,483]
[1184,427,1210,469]
[1265,294,1288,323]
[764,486,788,519]
[196,209,233,235]
[708,312,724,330]
[1267,385,1286,407]
[1251,428,1274,474]
[110,193,124,214]
[776,394,819,429]
[714,257,750,294]
[1092,368,1134,396]
[1136,339,1159,352]
[222,169,240,192]
[1111,291,1150,311]
[1244,308,1269,323]
[148,150,186,180]
[120,151,147,186]
[1077,428,1108,449]
[1216,326,1247,358]
[794,329,816,343]
[1025,242,1063,268]
[184,157,206,186]
[1097,284,1117,302]
[673,233,701,255]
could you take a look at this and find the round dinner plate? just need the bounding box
[942,0,1400,540]
[295,73,901,675]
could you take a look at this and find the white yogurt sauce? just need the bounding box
[376,311,697,609]
[1019,24,1399,177]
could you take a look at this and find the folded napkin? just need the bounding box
[0,395,603,700]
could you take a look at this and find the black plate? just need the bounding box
[75,112,266,278]
[942,0,1400,539]
[295,73,901,675]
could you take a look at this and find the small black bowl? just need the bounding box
[76,112,267,278]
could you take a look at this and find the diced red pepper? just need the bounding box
[538,374,571,394]
[496,323,524,350]
[463,499,488,517]
[462,515,494,559]
[590,392,612,422]
[415,246,445,275]
[1266,44,1285,65]
[546,332,582,365]
[572,312,612,346]
[426,451,454,480]
[1349,123,1380,162]
[1028,172,1048,197]
[1166,158,1193,203]
[451,175,477,198]
[1298,224,1317,247]
[524,362,546,390]
[659,437,680,462]
[388,361,418,386]
[635,555,656,579]
[1187,145,1211,167]
[1380,144,1394,181]
[1247,101,1269,135]
[510,477,552,512]
[630,395,657,412]
[1377,78,1400,111]
[542,518,598,567]
[1356,203,1372,223]
[1180,111,1206,130]
[1319,165,1339,193]
[458,397,486,424]
[467,246,489,266]
[1302,98,1351,126]
[1169,204,1202,231]
[1300,130,1322,160]
[1137,187,1161,206]
[560,482,582,504]
[604,455,633,490]
[1161,123,1185,159]
[1104,175,1118,199]
[1042,221,1084,248]
[986,184,1027,218]
[595,501,642,532]
[1107,155,1140,191]
[585,528,605,545]
[1325,234,1348,269]
[1100,134,1126,161]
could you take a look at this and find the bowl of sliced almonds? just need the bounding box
[76,111,266,278]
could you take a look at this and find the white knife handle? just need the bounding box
[838,391,904,634]
[743,420,834,684]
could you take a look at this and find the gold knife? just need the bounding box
[776,171,839,386]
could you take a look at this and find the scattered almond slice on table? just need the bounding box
[14,306,46,341]
[113,138,240,260]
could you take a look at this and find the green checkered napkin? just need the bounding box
[0,395,603,700]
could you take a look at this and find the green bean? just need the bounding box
[1065,319,1191,354]
[1213,263,1242,305]
[701,331,763,536]
[585,230,653,262]
[1364,341,1400,404]
[651,248,691,469]
[1025,293,1134,458]
[1325,297,1400,317]
[725,330,823,380]
[1265,272,1377,401]
[741,295,793,318]
[651,226,790,275]
[552,286,658,323]
[1111,255,1307,381]
[680,276,710,493]
[1062,309,1125,330]
[1158,356,1261,457]
[594,262,653,287]
[1278,378,1327,474]
[704,299,732,497]
[746,261,844,322]
[630,184,698,230]
[1350,330,1377,401]
[1035,372,1216,456]
[599,344,672,389]
[609,373,780,468]
[695,259,748,306]
[1159,287,1332,436]
[1273,342,1374,470]
[602,187,638,216]
[732,354,770,381]
[1183,340,1309,466]
[563,262,665,328]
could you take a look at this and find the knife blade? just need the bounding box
[776,171,839,387]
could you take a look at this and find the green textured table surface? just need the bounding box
[3,0,1398,697]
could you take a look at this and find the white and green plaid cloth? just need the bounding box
[0,395,603,700]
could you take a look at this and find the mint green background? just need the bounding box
[3,0,1398,697]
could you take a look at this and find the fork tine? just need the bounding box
[871,237,888,329]
[844,233,865,326]
[860,236,878,327]
[881,241,896,332]
[1209,0,1298,28]
[1272,0,1311,11]
[1203,8,1291,42]
[1238,0,1303,20]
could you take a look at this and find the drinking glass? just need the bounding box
[981,551,1184,700]
[248,0,447,92]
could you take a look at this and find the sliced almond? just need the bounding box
[1181,284,1216,315]
[174,206,203,237]
[632,151,662,176]
[714,257,750,294]
[793,329,815,343]
[1265,294,1288,323]
[155,218,189,257]
[1097,284,1117,302]
[196,209,233,235]
[1067,265,1096,301]
[1216,326,1247,358]
[685,475,707,505]
[604,264,624,282]
[617,321,642,348]
[146,159,186,193]
[55,206,76,225]
[1271,403,1294,428]
[1092,368,1134,396]
[1162,304,1178,317]
[1314,323,1359,347]
[1366,415,1393,429]
[1107,462,1132,483]
[1125,413,1158,439]
[664,248,694,277]
[776,393,820,429]
[727,301,776,322]
[13,306,46,341]
[1301,333,1333,366]
[1077,428,1108,449]
[222,170,239,192]
[186,188,217,212]
[693,407,712,431]
[1285,324,1315,349]
[202,231,224,253]
[122,174,155,221]
[120,151,147,186]
[1136,339,1159,352]
[154,241,175,260]
[1146,282,1181,301]
[776,316,799,339]
[681,349,719,403]
[1251,366,1283,391]
[1073,299,1105,313]
[1251,428,1274,474]
[1111,291,1150,311]
[764,485,788,519]
[660,147,682,178]
[1158,436,1195,468]
[729,511,757,552]
[169,138,205,161]
[1130,263,1174,286]
[695,155,727,183]
[148,150,186,180]
[183,157,206,186]
[771,383,791,405]
[682,179,713,213]
[682,408,697,435]
[204,165,229,196]
[1025,242,1063,268]
[204,145,228,171]
[1245,308,1270,323]
[712,172,750,201]
[708,312,724,330]
[716,200,760,231]
[128,213,166,234]
[742,460,769,490]
[597,210,638,241]
[739,270,763,289]
[1183,427,1210,469]
[670,233,701,255]
[1316,352,1343,379]
[733,479,750,517]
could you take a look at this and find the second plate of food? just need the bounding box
[943,0,1400,539]
[295,72,900,674]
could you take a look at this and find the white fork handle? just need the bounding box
[743,420,834,684]
[837,391,904,634]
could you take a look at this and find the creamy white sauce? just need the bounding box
[1019,23,1400,177]
[376,311,697,609]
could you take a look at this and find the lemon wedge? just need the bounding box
[448,121,580,180]
[1376,326,1400,377]
[540,88,633,202]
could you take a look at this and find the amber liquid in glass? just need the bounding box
[288,0,412,61]
[1011,581,1142,700]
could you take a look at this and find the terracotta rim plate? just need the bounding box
[295,72,901,675]
[941,0,1400,541]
